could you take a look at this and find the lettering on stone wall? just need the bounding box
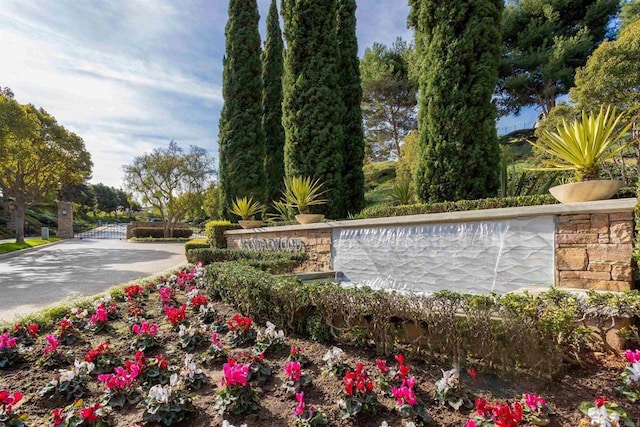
[240,238,305,252]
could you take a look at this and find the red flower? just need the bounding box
[493,402,523,427]
[394,353,405,366]
[27,324,40,337]
[163,304,187,325]
[375,359,388,374]
[474,397,493,418]
[595,396,607,408]
[398,364,410,380]
[155,355,169,370]
[0,390,22,414]
[467,367,478,382]
[190,295,208,307]
[52,408,64,425]
[79,403,101,422]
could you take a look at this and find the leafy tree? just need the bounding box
[123,141,214,237]
[262,0,286,207]
[282,0,345,218]
[92,183,120,216]
[219,0,266,218]
[409,0,503,202]
[360,39,417,161]
[498,0,618,117]
[620,0,640,29]
[571,20,640,116]
[59,183,96,217]
[395,130,419,182]
[336,0,365,215]
[0,90,92,243]
[202,183,222,219]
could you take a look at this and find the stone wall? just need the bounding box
[556,212,635,291]
[226,228,332,273]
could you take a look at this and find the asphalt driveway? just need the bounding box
[0,239,187,321]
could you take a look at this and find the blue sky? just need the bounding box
[0,0,537,188]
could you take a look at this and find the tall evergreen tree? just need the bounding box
[409,0,502,203]
[262,0,286,206]
[281,0,345,218]
[218,0,266,218]
[336,0,365,215]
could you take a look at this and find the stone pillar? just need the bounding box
[555,212,635,291]
[57,201,74,239]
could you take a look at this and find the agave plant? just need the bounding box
[528,106,635,181]
[389,180,413,205]
[282,176,328,215]
[230,197,264,220]
[266,200,296,223]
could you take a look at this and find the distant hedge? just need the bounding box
[184,238,210,254]
[187,248,307,274]
[204,220,239,248]
[357,195,558,219]
[131,227,193,239]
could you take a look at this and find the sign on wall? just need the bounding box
[240,237,305,252]
[332,216,555,294]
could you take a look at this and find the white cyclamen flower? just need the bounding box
[58,368,76,383]
[75,360,95,374]
[587,405,617,427]
[322,346,344,366]
[148,384,170,404]
[169,373,180,388]
[628,362,640,382]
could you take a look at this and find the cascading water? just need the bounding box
[332,216,555,294]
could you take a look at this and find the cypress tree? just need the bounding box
[281,0,345,218]
[336,0,365,215]
[218,0,266,218]
[262,0,286,206]
[409,0,502,202]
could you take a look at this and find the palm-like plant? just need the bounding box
[282,176,328,215]
[528,106,634,181]
[230,196,264,220]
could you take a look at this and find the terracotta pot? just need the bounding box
[238,220,262,229]
[548,180,622,204]
[295,214,325,224]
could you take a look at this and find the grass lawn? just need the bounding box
[0,237,62,253]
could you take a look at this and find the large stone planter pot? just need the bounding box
[549,180,622,204]
[295,214,325,224]
[238,220,262,229]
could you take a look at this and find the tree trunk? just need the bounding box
[14,198,26,244]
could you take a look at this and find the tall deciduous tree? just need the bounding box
[336,0,365,215]
[262,0,286,206]
[281,0,345,218]
[123,141,214,237]
[0,90,93,243]
[498,0,618,117]
[218,0,266,218]
[409,0,503,202]
[360,39,418,162]
[621,0,640,29]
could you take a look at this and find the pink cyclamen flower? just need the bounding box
[524,393,546,412]
[295,391,305,416]
[466,420,477,427]
[132,321,158,336]
[624,349,640,365]
[222,361,250,387]
[91,307,108,324]
[44,334,60,355]
[391,384,418,406]
[0,333,18,350]
[211,331,221,347]
[284,361,302,381]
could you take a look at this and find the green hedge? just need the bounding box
[203,262,640,375]
[131,227,193,239]
[204,220,239,248]
[357,195,559,219]
[185,238,210,254]
[187,248,308,274]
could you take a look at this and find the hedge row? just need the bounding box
[187,248,308,274]
[184,238,210,254]
[204,220,239,248]
[204,262,640,375]
[131,227,193,239]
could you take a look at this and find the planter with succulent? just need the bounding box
[231,197,264,229]
[283,176,328,224]
[529,106,635,203]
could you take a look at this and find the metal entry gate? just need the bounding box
[74,223,128,239]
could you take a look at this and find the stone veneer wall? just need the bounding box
[556,212,635,291]
[57,201,74,239]
[226,228,332,273]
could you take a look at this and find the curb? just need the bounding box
[0,239,68,261]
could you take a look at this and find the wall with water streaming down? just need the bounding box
[332,217,554,294]
[226,198,637,294]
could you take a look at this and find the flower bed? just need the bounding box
[0,264,639,426]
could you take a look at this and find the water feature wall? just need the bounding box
[332,217,554,294]
[226,199,637,294]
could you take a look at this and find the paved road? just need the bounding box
[0,239,187,322]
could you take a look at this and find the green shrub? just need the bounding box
[131,227,193,239]
[187,248,307,274]
[202,262,640,375]
[185,238,210,254]
[204,220,239,248]
[358,195,559,219]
